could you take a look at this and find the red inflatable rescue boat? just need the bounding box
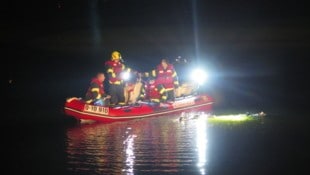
[64,94,214,123]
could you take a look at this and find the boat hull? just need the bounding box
[64,94,214,123]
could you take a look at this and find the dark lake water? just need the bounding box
[5,69,308,175]
[6,112,309,175]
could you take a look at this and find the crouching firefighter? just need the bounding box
[85,72,111,106]
[142,78,167,103]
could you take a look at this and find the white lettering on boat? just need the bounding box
[173,99,195,108]
[84,104,109,115]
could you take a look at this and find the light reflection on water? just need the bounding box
[122,129,136,174]
[196,117,207,175]
[66,114,208,175]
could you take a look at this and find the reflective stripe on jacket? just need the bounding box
[144,80,167,102]
[105,60,128,84]
[155,64,179,90]
[85,78,105,103]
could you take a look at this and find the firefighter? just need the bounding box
[150,59,179,101]
[85,72,111,106]
[142,78,167,103]
[105,51,131,105]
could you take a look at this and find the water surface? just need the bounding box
[7,113,309,175]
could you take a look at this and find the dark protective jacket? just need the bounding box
[105,60,131,85]
[85,78,105,104]
[143,79,167,103]
[150,63,179,91]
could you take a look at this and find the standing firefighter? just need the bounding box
[152,59,179,101]
[105,51,131,105]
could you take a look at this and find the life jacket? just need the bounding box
[105,60,125,84]
[144,80,166,102]
[156,64,175,90]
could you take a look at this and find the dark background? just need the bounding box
[3,0,309,123]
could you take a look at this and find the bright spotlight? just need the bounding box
[121,72,130,81]
[191,69,208,85]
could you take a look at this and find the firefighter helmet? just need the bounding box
[111,51,122,61]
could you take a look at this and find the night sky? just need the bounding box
[3,0,309,120]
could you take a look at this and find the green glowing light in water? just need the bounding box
[207,114,263,124]
[210,114,249,121]
[179,112,265,125]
